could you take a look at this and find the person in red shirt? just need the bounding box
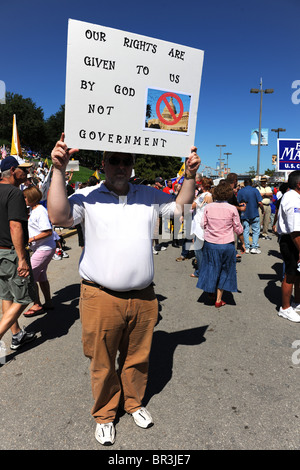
[163,176,182,195]
[163,179,175,195]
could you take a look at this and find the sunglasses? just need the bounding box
[108,155,133,167]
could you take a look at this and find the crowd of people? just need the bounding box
[0,138,299,447]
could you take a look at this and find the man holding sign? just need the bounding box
[48,133,200,446]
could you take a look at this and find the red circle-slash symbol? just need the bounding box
[156,92,184,126]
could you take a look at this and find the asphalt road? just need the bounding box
[1,229,300,451]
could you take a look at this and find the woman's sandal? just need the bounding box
[215,300,226,308]
[24,307,45,317]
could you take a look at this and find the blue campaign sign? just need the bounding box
[277,139,300,172]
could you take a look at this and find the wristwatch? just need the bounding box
[184,172,195,180]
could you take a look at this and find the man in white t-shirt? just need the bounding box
[48,133,200,446]
[277,170,300,322]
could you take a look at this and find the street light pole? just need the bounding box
[224,152,232,175]
[216,144,226,177]
[271,128,286,139]
[250,78,274,177]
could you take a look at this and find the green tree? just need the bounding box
[246,165,256,178]
[43,104,102,166]
[0,92,45,150]
[43,105,65,155]
[264,168,275,177]
[134,154,182,183]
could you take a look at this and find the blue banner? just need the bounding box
[277,139,300,172]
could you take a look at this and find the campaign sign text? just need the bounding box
[277,139,300,172]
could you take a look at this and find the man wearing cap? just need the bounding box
[0,156,36,350]
[257,176,273,239]
[48,133,200,446]
[153,176,164,190]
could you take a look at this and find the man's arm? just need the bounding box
[175,146,200,213]
[9,220,30,278]
[47,133,79,227]
[265,188,273,198]
[258,201,264,213]
[236,203,247,212]
[260,187,273,198]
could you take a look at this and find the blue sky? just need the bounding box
[1,0,299,174]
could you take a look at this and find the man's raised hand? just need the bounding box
[51,133,79,171]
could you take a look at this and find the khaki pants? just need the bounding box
[79,282,158,423]
[259,204,271,235]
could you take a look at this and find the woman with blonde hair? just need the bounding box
[23,186,56,316]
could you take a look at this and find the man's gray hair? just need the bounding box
[1,169,11,178]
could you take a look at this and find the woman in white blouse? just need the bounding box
[23,186,56,317]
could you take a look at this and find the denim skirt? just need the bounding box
[196,241,237,293]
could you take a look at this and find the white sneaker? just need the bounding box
[154,245,167,251]
[245,248,250,254]
[95,422,115,445]
[278,306,300,322]
[152,248,158,255]
[131,407,153,428]
[250,248,261,254]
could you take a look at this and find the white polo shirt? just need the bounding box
[277,189,300,235]
[69,183,176,291]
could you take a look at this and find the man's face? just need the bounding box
[103,153,134,193]
[167,180,172,188]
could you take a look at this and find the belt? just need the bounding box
[0,246,13,250]
[81,279,153,297]
[82,279,104,289]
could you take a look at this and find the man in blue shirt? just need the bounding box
[237,179,264,254]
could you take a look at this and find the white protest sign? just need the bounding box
[64,19,204,157]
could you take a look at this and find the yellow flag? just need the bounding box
[93,170,100,180]
[44,158,49,168]
[10,114,22,156]
[177,161,185,177]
